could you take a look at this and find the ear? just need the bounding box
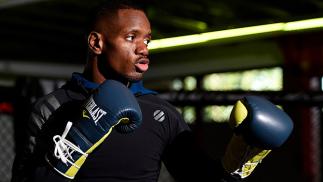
[88,31,104,54]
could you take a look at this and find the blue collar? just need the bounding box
[129,80,158,95]
[71,72,99,90]
[71,72,157,96]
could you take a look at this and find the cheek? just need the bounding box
[120,44,135,63]
[114,47,134,70]
[105,40,136,71]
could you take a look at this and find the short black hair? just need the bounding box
[85,0,147,34]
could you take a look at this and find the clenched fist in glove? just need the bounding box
[46,80,142,179]
[222,96,293,178]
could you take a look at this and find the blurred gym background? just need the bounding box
[0,0,323,181]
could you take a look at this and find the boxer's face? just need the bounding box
[98,9,151,82]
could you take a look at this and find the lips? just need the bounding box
[135,58,149,72]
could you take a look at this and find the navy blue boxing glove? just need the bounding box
[46,80,142,179]
[222,96,293,178]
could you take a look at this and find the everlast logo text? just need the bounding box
[84,96,107,125]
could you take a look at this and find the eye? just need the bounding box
[144,39,150,46]
[126,35,135,41]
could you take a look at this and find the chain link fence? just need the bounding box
[0,113,15,182]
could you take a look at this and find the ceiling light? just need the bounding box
[149,17,323,51]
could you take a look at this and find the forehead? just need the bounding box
[100,9,151,35]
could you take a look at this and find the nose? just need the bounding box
[135,41,149,56]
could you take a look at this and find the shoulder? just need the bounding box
[136,94,180,116]
[136,94,191,144]
[30,81,86,131]
[33,85,80,113]
[33,80,87,112]
[136,94,189,129]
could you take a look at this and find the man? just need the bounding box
[12,1,235,181]
[12,0,292,181]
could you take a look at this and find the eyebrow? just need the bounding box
[126,29,151,38]
[146,32,152,39]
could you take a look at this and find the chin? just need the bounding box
[126,73,144,82]
[127,76,143,82]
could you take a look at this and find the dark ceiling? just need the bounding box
[0,0,323,63]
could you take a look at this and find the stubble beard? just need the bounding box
[125,72,144,82]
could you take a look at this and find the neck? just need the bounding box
[83,58,130,87]
[83,59,105,84]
